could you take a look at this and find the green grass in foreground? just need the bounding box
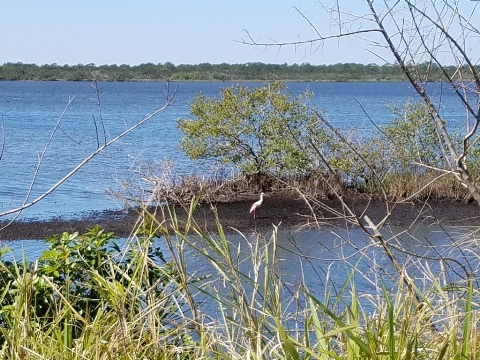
[0,203,478,359]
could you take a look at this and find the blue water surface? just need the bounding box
[0,81,468,220]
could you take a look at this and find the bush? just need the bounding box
[178,82,329,178]
[0,226,196,358]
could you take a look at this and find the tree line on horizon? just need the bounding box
[0,61,464,82]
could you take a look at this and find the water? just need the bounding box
[0,81,477,320]
[0,80,469,220]
[1,225,477,317]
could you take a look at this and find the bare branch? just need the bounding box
[0,83,177,219]
[22,95,76,208]
[92,78,107,146]
[238,28,382,49]
[0,117,5,162]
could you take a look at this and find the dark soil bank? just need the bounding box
[1,194,480,241]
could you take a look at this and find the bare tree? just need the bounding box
[240,0,480,305]
[243,0,480,202]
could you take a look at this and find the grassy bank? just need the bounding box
[0,203,478,359]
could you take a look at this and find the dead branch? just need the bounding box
[0,83,177,222]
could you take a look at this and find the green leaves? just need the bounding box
[381,101,448,171]
[0,226,175,346]
[178,82,326,177]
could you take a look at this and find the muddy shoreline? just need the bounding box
[1,194,480,241]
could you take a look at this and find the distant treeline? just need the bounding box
[0,61,465,82]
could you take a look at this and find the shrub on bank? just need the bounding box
[175,81,480,203]
[0,225,198,359]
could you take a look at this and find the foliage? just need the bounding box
[0,206,478,358]
[0,62,415,81]
[0,225,193,358]
[379,101,450,171]
[166,206,480,359]
[3,61,472,82]
[178,82,328,177]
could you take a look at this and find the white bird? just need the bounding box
[249,192,265,219]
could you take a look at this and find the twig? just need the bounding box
[0,84,177,219]
[0,117,5,162]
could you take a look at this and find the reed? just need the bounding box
[0,226,201,359]
[0,203,478,358]
[160,200,480,359]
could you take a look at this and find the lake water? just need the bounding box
[2,224,477,317]
[0,81,477,316]
[0,80,468,221]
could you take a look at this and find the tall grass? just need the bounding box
[0,203,478,358]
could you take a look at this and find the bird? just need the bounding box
[249,192,265,219]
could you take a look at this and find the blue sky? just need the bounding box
[0,1,382,66]
[2,1,478,67]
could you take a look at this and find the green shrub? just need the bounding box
[178,82,329,178]
[0,225,196,358]
[380,101,449,171]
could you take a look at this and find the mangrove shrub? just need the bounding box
[178,82,328,177]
